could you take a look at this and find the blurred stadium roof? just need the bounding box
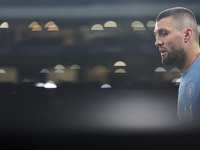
[0,0,200,19]
[1,0,200,6]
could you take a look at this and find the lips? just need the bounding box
[160,49,167,56]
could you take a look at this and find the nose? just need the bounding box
[155,36,163,47]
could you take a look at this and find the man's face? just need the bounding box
[154,17,185,65]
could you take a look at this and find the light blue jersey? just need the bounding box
[178,55,200,124]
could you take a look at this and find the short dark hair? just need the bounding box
[156,7,199,42]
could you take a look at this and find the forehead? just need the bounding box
[154,17,175,33]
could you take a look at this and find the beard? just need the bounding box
[161,46,185,65]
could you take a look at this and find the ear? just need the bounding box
[184,28,193,43]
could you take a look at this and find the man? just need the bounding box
[154,7,200,124]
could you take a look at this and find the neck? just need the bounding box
[176,45,200,74]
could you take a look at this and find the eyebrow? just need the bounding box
[153,28,168,35]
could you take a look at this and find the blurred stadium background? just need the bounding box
[0,0,200,149]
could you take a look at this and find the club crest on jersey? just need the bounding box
[186,82,195,98]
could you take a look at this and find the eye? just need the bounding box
[161,32,168,36]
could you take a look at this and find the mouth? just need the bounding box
[160,49,167,56]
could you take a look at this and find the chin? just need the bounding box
[161,59,171,65]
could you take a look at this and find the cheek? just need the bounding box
[167,37,184,51]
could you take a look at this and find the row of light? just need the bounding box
[0,20,155,31]
[35,81,112,89]
[0,21,59,31]
[0,20,154,30]
[91,20,156,31]
[40,64,127,74]
[0,62,179,74]
[154,67,179,72]
[0,67,179,75]
[0,61,125,72]
[41,68,127,74]
[40,61,127,73]
[2,20,200,34]
[0,69,181,89]
[35,77,182,89]
[35,78,181,89]
[29,21,59,31]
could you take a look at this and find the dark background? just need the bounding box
[0,0,200,149]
